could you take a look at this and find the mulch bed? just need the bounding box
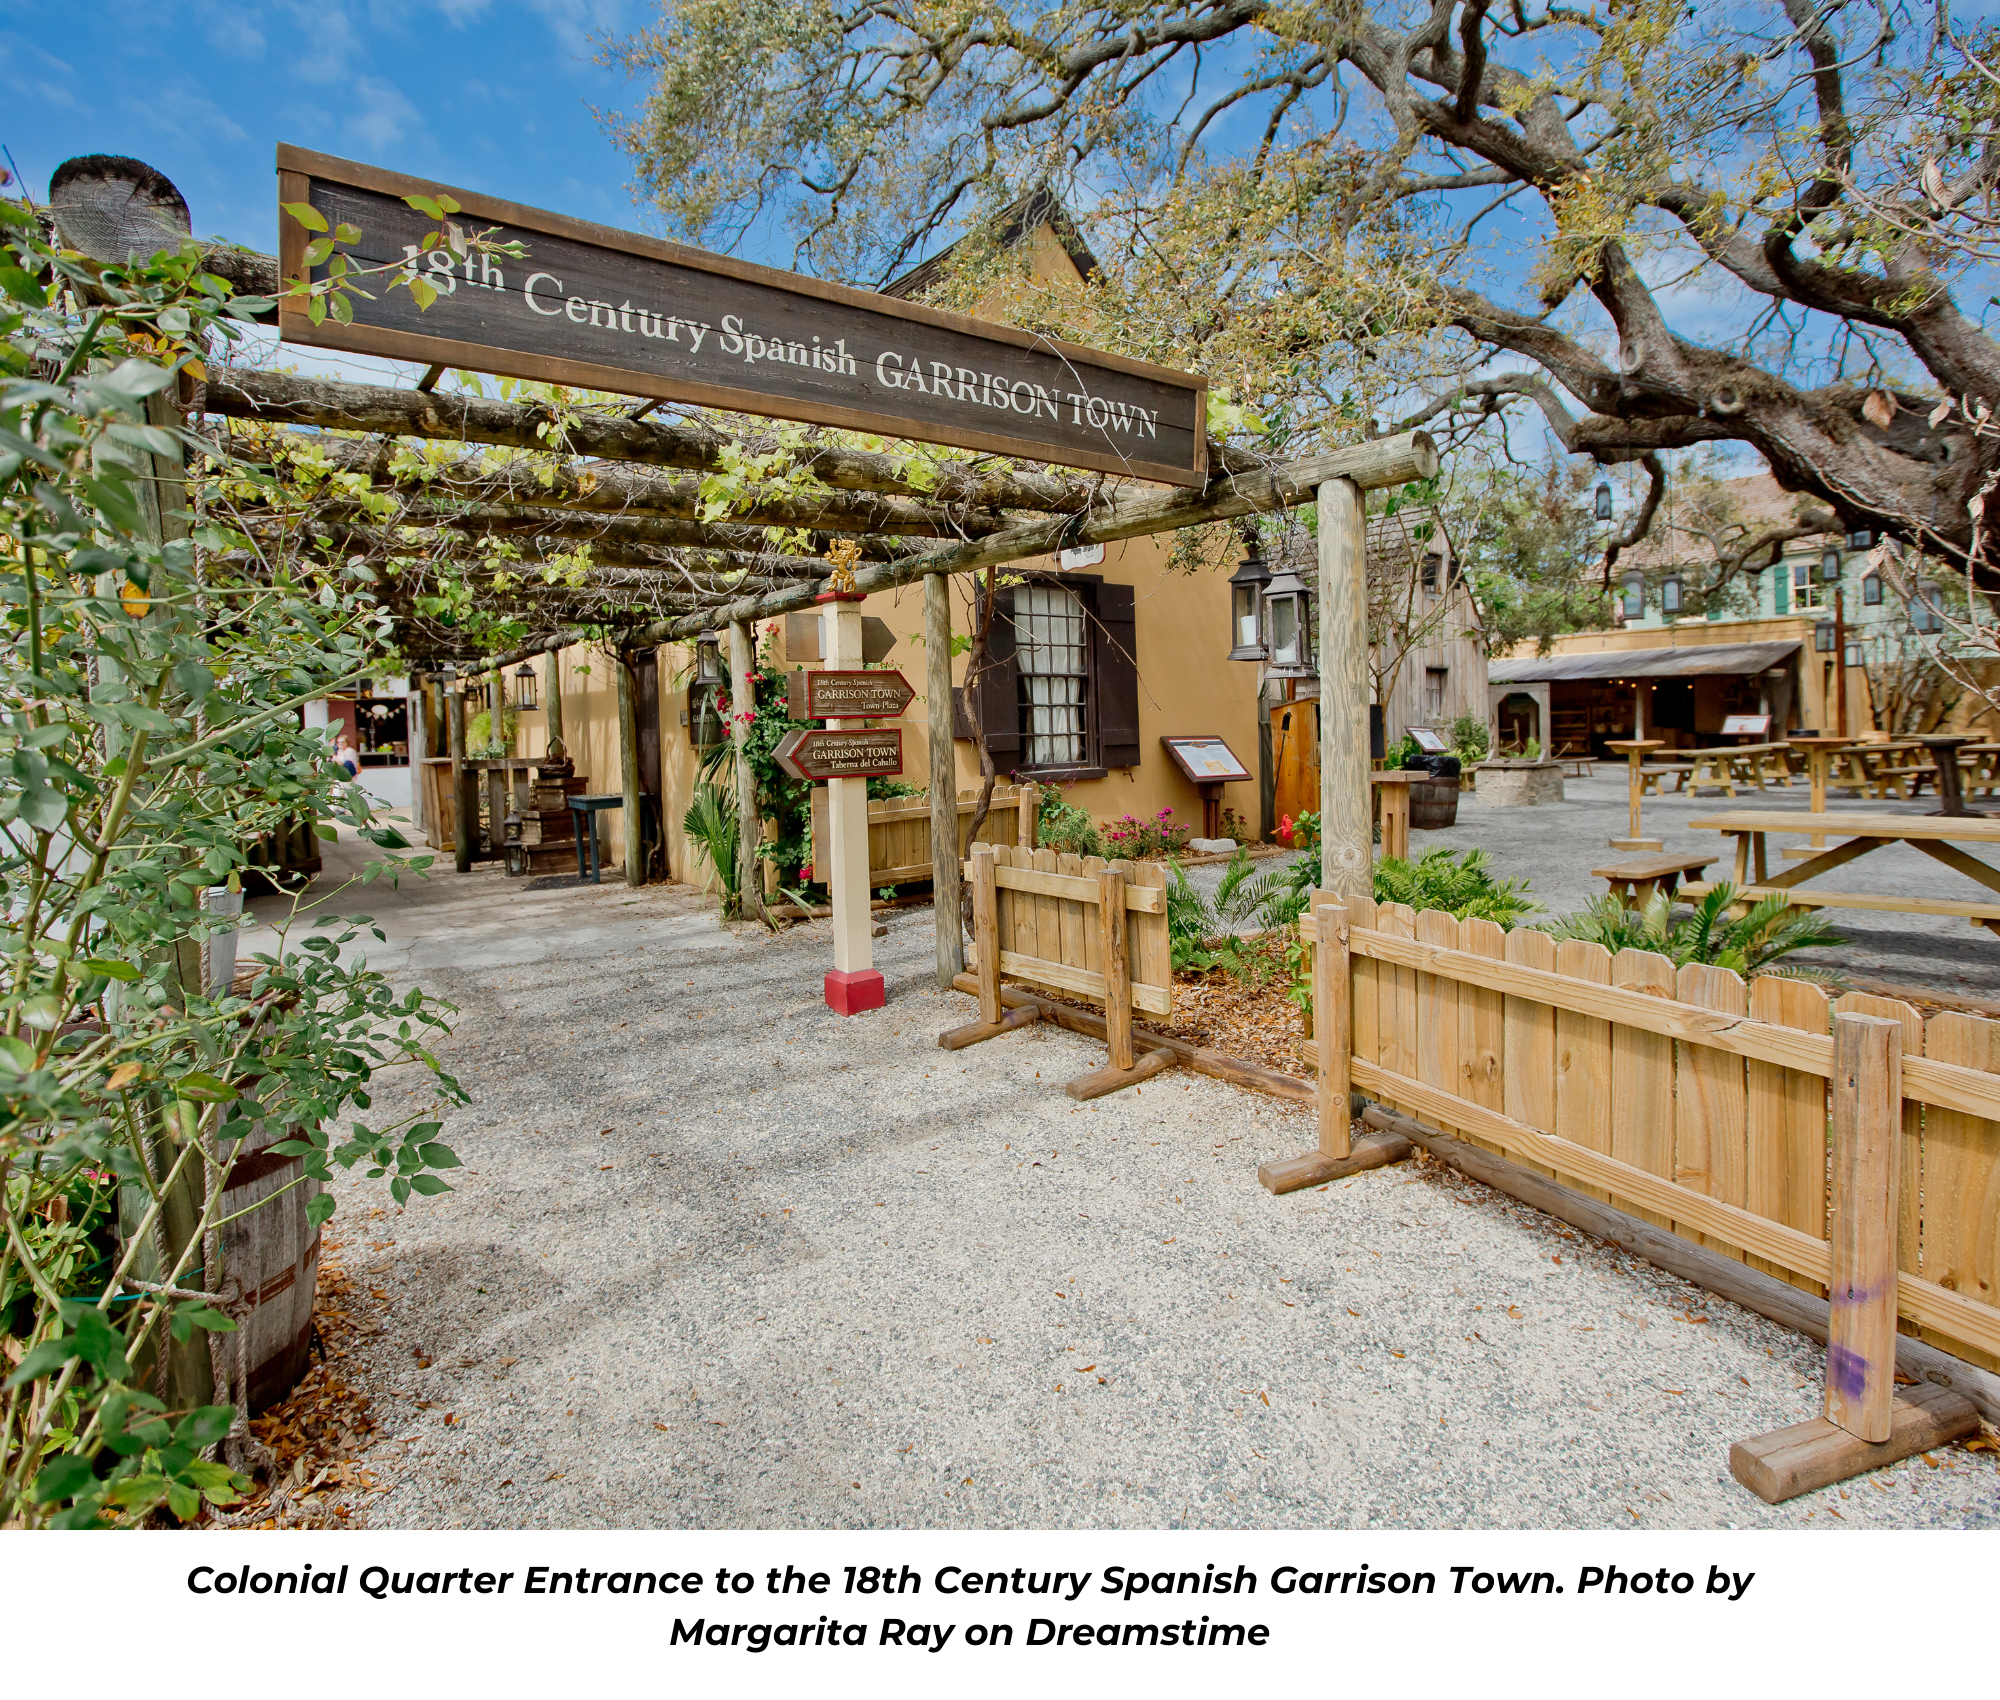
[1022,965,1311,1080]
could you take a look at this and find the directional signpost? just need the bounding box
[773,727,904,782]
[784,669,915,723]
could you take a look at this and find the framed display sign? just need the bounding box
[275,145,1208,487]
[1159,736,1253,786]
[1721,713,1771,737]
[1407,726,1451,754]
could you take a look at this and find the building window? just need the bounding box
[1791,558,1825,611]
[1862,572,1883,606]
[1424,666,1448,718]
[1015,583,1089,766]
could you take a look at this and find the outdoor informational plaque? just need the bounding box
[1721,713,1771,737]
[785,669,915,722]
[1159,735,1252,786]
[773,728,904,782]
[275,145,1208,487]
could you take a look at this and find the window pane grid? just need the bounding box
[1016,585,1088,766]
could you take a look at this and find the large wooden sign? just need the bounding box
[785,669,915,721]
[773,728,904,782]
[275,146,1207,487]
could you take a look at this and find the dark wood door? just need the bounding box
[635,652,663,798]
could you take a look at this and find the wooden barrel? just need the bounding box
[218,1123,321,1414]
[1408,779,1461,830]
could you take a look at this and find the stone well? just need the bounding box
[1472,759,1566,807]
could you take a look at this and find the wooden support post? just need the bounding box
[728,619,766,923]
[925,573,963,988]
[543,646,566,760]
[616,648,644,887]
[1255,898,1401,1193]
[1315,901,1351,1160]
[971,845,1000,1025]
[1064,1044,1178,1102]
[1018,784,1039,853]
[820,595,884,1013]
[1318,476,1372,901]
[448,681,473,875]
[937,1000,1042,1051]
[1099,866,1133,1071]
[1727,1006,1981,1500]
[1826,1009,1903,1442]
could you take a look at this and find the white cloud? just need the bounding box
[346,77,423,152]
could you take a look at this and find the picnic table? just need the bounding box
[1684,809,2000,937]
[1640,741,1794,797]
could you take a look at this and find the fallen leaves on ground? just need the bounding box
[220,1226,398,1528]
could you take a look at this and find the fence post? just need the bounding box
[1826,1009,1903,1443]
[925,574,963,987]
[1315,902,1352,1160]
[1019,784,1039,853]
[1099,867,1133,1071]
[971,846,1000,1025]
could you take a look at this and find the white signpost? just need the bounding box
[816,594,886,1015]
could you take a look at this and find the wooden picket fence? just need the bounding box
[1297,894,2000,1375]
[945,842,1174,1099]
[811,783,1038,885]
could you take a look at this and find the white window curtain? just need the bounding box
[1015,584,1088,766]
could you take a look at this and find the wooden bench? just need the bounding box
[1681,880,2000,939]
[1639,761,1696,796]
[1592,852,1715,905]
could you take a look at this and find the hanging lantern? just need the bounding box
[694,631,726,687]
[1661,576,1684,617]
[1620,574,1644,622]
[1226,537,1270,661]
[1814,620,1838,653]
[1261,564,1314,679]
[1594,481,1614,521]
[1843,641,1863,669]
[513,660,540,710]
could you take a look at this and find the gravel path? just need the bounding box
[274,840,2000,1530]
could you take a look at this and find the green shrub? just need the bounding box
[1258,845,1537,930]
[1035,783,1104,857]
[1450,714,1490,763]
[1538,887,1846,983]
[683,781,742,912]
[1168,850,1291,975]
[1103,808,1193,860]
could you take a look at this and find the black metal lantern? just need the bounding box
[1844,640,1864,669]
[1661,575,1684,617]
[1620,574,1644,622]
[1261,564,1315,678]
[513,660,540,710]
[1594,481,1614,522]
[694,631,726,687]
[1226,538,1270,661]
[1814,620,1838,653]
[1820,546,1842,583]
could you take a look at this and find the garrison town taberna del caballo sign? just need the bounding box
[275,146,1209,488]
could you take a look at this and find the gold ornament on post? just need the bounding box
[823,538,863,595]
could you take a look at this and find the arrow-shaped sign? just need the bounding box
[785,668,916,722]
[773,727,905,782]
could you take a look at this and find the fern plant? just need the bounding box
[1168,850,1291,973]
[682,781,742,913]
[1537,886,1847,984]
[1257,845,1537,930]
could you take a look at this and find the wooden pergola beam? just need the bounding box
[207,369,1102,514]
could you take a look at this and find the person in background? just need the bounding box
[335,732,360,778]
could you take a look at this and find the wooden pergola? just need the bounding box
[197,307,1433,981]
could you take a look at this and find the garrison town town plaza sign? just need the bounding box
[276,146,1209,488]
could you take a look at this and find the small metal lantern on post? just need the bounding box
[694,630,726,689]
[1815,620,1838,653]
[1226,533,1270,662]
[513,659,539,711]
[1261,561,1315,680]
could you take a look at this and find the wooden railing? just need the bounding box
[1297,894,2000,1372]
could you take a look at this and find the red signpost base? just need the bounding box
[824,968,886,1016]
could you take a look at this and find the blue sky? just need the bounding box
[2,0,654,254]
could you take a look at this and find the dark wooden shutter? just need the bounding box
[951,587,1020,757]
[1094,582,1139,769]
